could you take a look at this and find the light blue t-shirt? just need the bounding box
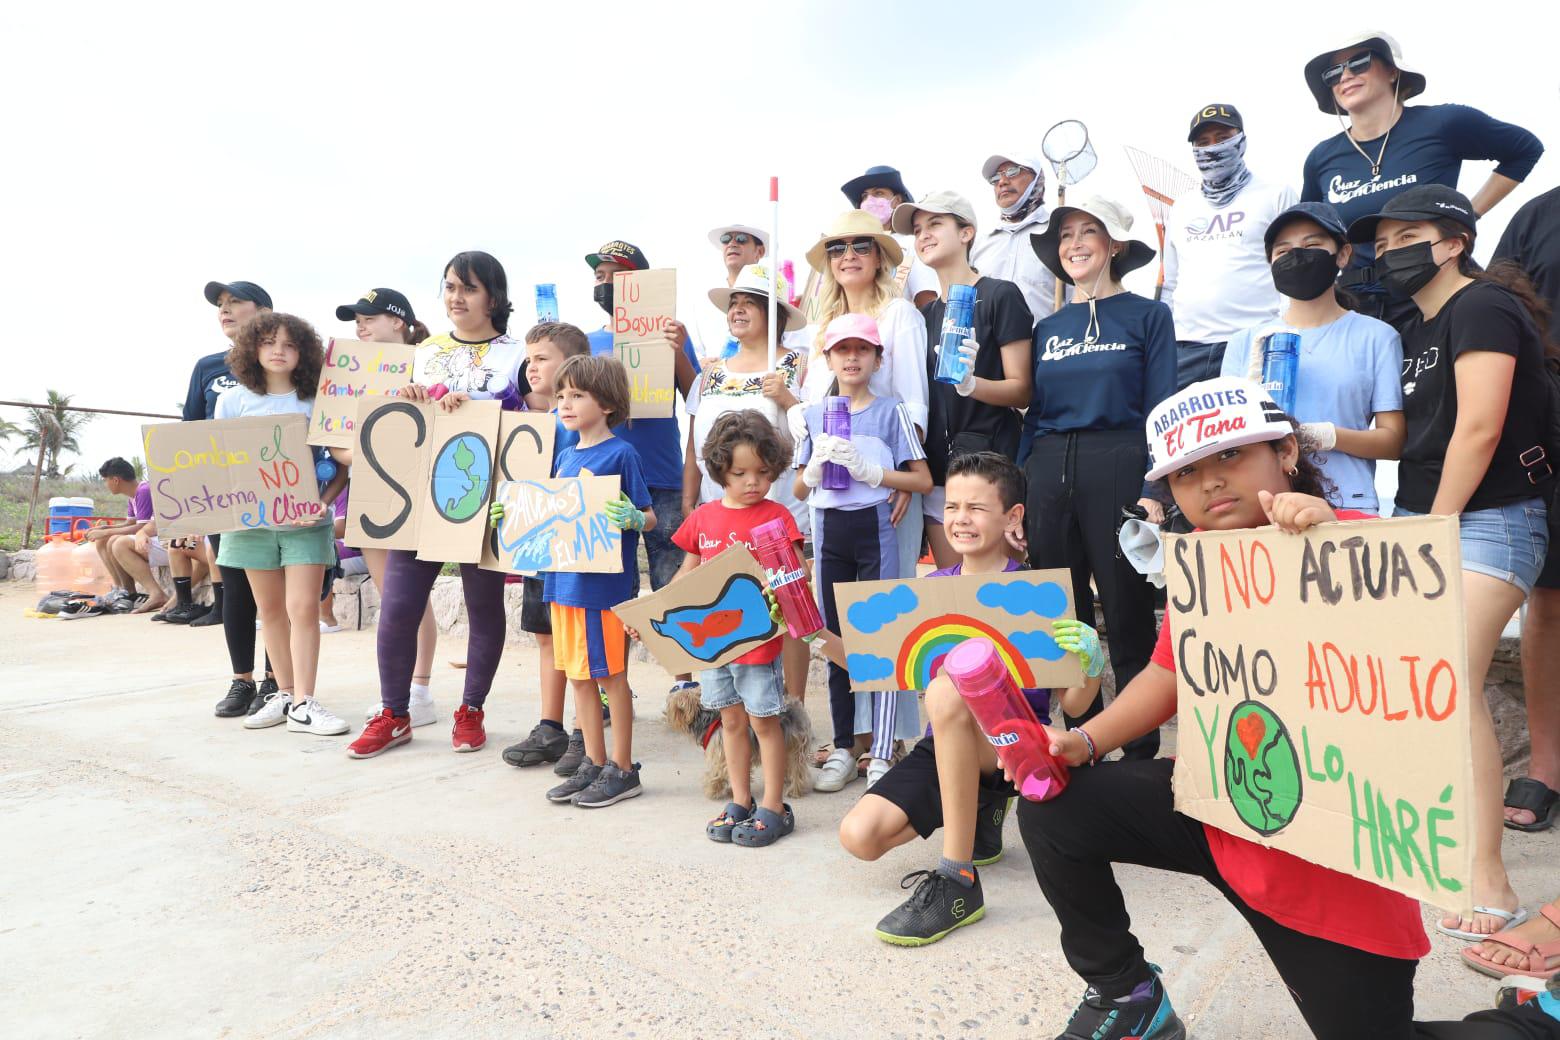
[1220,310,1403,512]
[213,386,313,421]
[795,395,925,511]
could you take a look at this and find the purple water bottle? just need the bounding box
[934,283,978,385]
[822,396,851,490]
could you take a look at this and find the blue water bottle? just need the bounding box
[934,284,978,386]
[1260,330,1301,415]
[535,283,560,323]
[822,396,852,491]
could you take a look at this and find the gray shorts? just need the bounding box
[699,658,785,718]
[339,555,369,577]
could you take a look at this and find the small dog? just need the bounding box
[664,685,815,801]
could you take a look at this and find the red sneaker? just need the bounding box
[452,705,486,752]
[347,709,412,759]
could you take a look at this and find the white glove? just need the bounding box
[1246,334,1266,382]
[955,337,979,397]
[785,403,808,443]
[802,434,835,488]
[1299,421,1337,452]
[829,439,885,488]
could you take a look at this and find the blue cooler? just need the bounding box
[49,497,94,538]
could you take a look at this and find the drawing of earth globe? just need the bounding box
[1222,700,1303,836]
[430,434,492,523]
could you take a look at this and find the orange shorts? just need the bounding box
[550,604,627,681]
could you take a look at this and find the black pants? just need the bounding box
[1174,340,1228,391]
[209,533,270,678]
[1016,760,1560,1040]
[1024,429,1160,758]
[815,503,897,750]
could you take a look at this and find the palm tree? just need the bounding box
[0,417,20,447]
[21,390,93,478]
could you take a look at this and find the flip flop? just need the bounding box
[1504,778,1560,833]
[1438,906,1530,942]
[1460,904,1560,980]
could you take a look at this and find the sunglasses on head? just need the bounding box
[1321,51,1379,86]
[824,238,876,259]
[987,163,1028,185]
[720,232,754,246]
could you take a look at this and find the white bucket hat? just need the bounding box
[708,264,806,330]
[1028,196,1156,285]
[1303,30,1425,114]
[1145,377,1295,481]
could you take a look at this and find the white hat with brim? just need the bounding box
[889,190,978,236]
[980,153,1046,182]
[1029,197,1156,286]
[1303,30,1425,114]
[804,210,904,271]
[1144,377,1295,481]
[708,264,806,330]
[707,224,768,249]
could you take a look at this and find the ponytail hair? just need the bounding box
[403,318,431,345]
[1431,217,1552,348]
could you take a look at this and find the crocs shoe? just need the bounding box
[732,804,794,847]
[707,801,753,843]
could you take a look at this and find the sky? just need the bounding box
[2,0,1556,474]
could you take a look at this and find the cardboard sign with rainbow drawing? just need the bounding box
[834,569,1083,692]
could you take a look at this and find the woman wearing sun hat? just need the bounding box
[1020,196,1177,760]
[1300,30,1544,324]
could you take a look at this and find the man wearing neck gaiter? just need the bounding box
[1162,104,1298,389]
[971,151,1059,328]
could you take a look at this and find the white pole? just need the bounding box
[768,175,779,373]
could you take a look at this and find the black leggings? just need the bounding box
[210,533,270,678]
[1015,759,1560,1040]
[815,503,898,752]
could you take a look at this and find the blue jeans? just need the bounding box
[643,486,686,592]
[1393,498,1548,595]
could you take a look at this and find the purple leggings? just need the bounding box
[378,549,506,713]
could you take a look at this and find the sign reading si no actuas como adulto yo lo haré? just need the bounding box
[1165,514,1475,914]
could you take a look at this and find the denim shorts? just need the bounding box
[1393,498,1549,595]
[699,658,785,718]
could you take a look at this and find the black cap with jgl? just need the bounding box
[1187,103,1244,142]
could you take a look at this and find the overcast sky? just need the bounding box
[3,0,1555,474]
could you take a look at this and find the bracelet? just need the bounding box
[1076,727,1099,765]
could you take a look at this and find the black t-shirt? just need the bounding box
[1396,281,1551,512]
[1493,186,1560,347]
[922,276,1034,484]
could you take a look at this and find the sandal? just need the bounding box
[706,801,753,843]
[1504,778,1559,833]
[1438,906,1530,942]
[1460,903,1560,980]
[732,804,795,848]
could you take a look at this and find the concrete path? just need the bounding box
[1,584,1552,1039]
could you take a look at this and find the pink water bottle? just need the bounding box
[750,518,825,639]
[943,638,1070,802]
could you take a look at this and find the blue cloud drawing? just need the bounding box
[1010,629,1066,661]
[846,584,919,634]
[847,653,895,683]
[978,579,1068,618]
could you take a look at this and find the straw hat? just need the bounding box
[804,210,904,272]
[708,264,806,329]
[1028,197,1156,285]
[1303,31,1425,114]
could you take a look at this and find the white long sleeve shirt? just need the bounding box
[970,206,1054,327]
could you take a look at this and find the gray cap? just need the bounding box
[890,190,977,236]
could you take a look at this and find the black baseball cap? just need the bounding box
[584,240,649,271]
[335,288,416,323]
[1263,201,1349,257]
[1187,103,1244,142]
[1346,185,1477,244]
[203,280,273,309]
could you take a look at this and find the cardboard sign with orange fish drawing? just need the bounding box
[612,545,780,675]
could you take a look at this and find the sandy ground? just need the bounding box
[1,583,1553,1039]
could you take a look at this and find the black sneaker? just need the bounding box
[248,677,279,717]
[546,757,601,803]
[553,728,586,776]
[188,604,223,627]
[574,762,643,808]
[503,723,570,767]
[214,679,257,717]
[160,602,207,625]
[1058,968,1185,1040]
[874,869,985,947]
[973,795,1013,866]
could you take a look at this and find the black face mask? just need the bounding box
[1270,247,1340,301]
[1378,240,1447,300]
[592,281,614,315]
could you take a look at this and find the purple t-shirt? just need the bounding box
[928,558,1053,725]
[332,493,360,561]
[129,482,154,523]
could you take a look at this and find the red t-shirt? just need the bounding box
[1148,510,1429,961]
[672,499,802,666]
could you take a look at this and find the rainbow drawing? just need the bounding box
[896,614,1037,691]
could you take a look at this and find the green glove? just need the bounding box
[604,492,646,532]
[762,582,819,642]
[489,500,505,528]
[1053,619,1104,679]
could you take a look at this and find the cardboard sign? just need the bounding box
[612,268,678,419]
[479,411,559,572]
[488,473,623,574]
[1165,515,1474,913]
[613,545,779,673]
[141,415,324,538]
[835,569,1083,692]
[306,339,417,449]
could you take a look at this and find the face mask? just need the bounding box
[999,174,1042,218]
[592,281,614,315]
[860,195,894,227]
[1193,132,1252,207]
[1270,247,1340,301]
[1378,240,1447,299]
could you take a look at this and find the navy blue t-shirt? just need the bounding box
[586,328,700,491]
[542,435,653,610]
[1019,292,1178,457]
[183,350,240,420]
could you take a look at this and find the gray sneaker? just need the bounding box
[546,757,600,803]
[503,722,570,767]
[574,762,643,808]
[553,728,586,776]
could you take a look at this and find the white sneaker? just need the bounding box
[319,621,343,634]
[287,698,350,736]
[814,748,860,792]
[365,692,438,727]
[244,691,290,730]
[866,757,892,789]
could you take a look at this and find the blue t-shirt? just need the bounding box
[926,558,1052,725]
[1302,104,1544,276]
[1220,311,1403,512]
[587,328,701,490]
[795,396,926,511]
[1020,292,1178,457]
[183,350,240,421]
[542,435,652,610]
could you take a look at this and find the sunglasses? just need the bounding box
[824,238,876,259]
[987,163,1028,185]
[720,232,754,246]
[1320,51,1378,86]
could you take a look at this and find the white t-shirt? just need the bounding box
[797,297,930,434]
[412,332,526,399]
[213,386,314,421]
[1161,178,1298,344]
[970,206,1054,328]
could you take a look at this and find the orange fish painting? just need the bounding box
[648,575,778,663]
[678,609,744,647]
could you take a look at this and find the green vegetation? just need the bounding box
[0,474,123,552]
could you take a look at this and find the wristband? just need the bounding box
[1076,726,1099,765]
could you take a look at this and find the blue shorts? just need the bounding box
[699,658,785,719]
[1393,498,1548,596]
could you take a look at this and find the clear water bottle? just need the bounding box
[822,396,851,491]
[535,283,560,323]
[1260,329,1301,415]
[934,284,978,385]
